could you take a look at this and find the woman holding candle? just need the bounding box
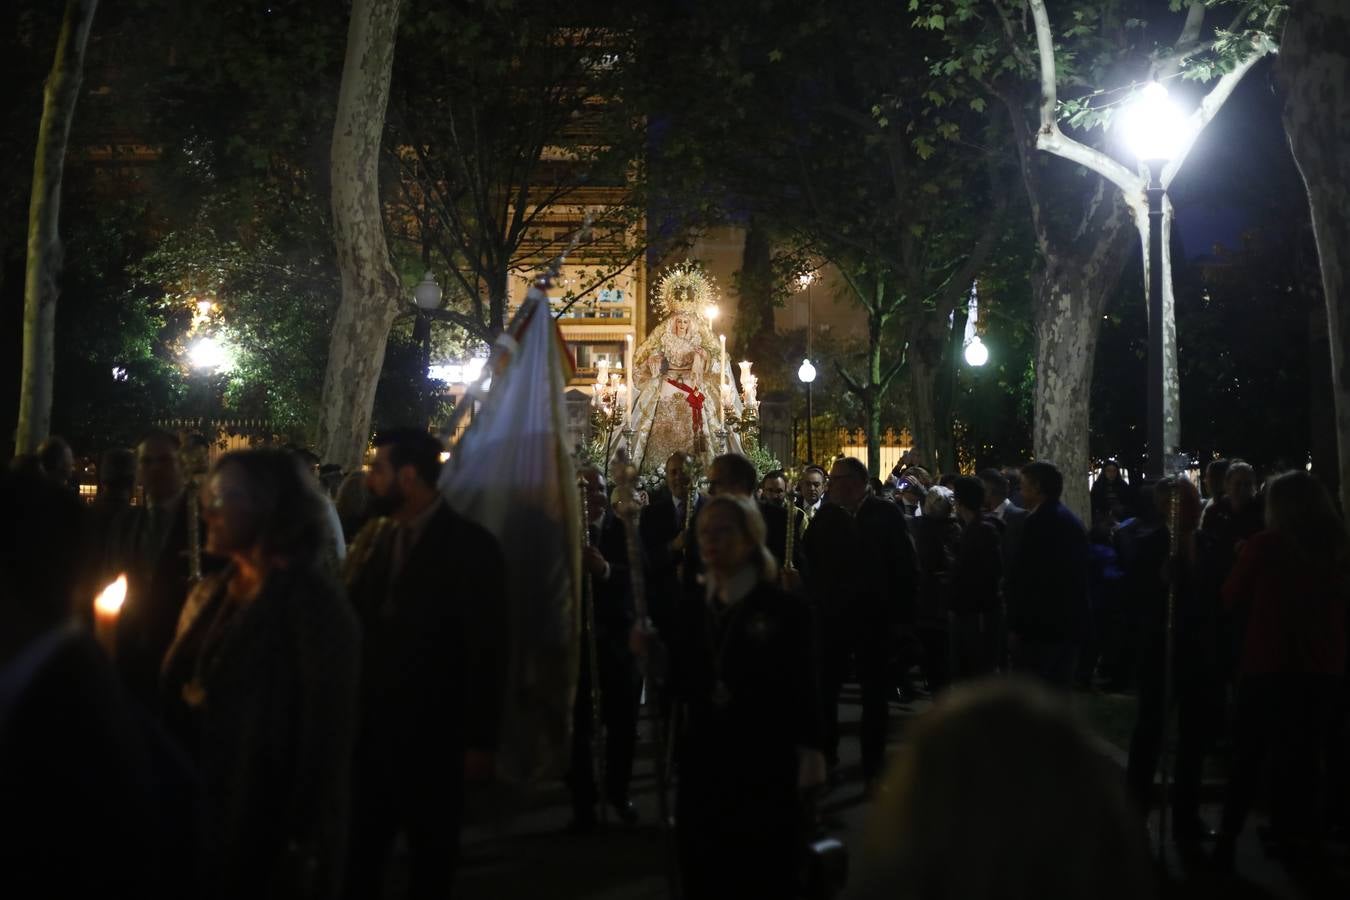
[161,449,361,899]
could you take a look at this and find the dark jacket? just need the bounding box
[111,494,195,712]
[760,501,806,573]
[640,489,703,630]
[914,516,961,627]
[1,627,194,900]
[1090,475,1137,524]
[344,502,508,782]
[590,511,636,638]
[161,565,360,900]
[951,513,1003,617]
[672,580,822,796]
[1006,500,1090,642]
[803,496,918,628]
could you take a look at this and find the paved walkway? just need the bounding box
[431,685,1347,899]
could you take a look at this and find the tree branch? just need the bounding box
[1028,0,1144,200]
[835,362,865,397]
[1160,33,1276,189]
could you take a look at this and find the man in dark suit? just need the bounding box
[344,429,508,900]
[1004,461,1090,688]
[567,467,642,829]
[803,456,917,785]
[708,454,804,573]
[640,451,701,633]
[107,430,194,713]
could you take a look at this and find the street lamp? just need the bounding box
[188,336,233,373]
[1123,81,1184,479]
[413,271,442,429]
[797,357,817,464]
[964,336,988,367]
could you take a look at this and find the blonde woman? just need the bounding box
[670,494,824,899]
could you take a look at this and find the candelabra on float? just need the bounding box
[591,359,630,478]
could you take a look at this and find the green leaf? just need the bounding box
[969,96,986,112]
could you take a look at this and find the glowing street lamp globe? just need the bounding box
[964,336,989,367]
[188,336,233,373]
[1121,81,1188,163]
[413,271,442,310]
[797,358,817,384]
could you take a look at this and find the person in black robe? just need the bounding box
[669,494,823,900]
[567,467,642,828]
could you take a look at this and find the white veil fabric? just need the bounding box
[439,282,581,785]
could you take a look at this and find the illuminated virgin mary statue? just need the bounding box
[624,262,743,472]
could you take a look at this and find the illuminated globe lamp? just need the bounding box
[1123,81,1185,479]
[964,335,989,367]
[188,336,233,373]
[798,358,817,465]
[1121,81,1187,166]
[413,270,442,311]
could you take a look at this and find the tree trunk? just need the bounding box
[1280,0,1350,512]
[1031,198,1135,520]
[317,0,404,469]
[1031,273,1101,520]
[864,306,884,478]
[15,0,97,456]
[908,351,939,475]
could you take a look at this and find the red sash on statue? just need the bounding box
[666,379,705,434]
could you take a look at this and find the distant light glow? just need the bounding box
[188,337,234,372]
[428,356,488,384]
[111,366,128,382]
[797,358,817,384]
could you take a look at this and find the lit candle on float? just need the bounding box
[719,334,729,405]
[93,574,127,658]
[624,334,635,422]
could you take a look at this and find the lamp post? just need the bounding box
[413,271,442,430]
[1122,81,1189,854]
[797,271,817,464]
[1123,82,1185,480]
[798,358,817,464]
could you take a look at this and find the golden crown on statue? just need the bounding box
[652,260,720,319]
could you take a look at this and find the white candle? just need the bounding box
[93,574,127,658]
[624,334,635,422]
[719,334,728,394]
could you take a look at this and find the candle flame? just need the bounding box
[95,574,128,615]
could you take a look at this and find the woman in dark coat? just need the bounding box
[672,494,824,900]
[161,449,361,899]
[1216,470,1348,869]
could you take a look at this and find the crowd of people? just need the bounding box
[2,430,1348,898]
